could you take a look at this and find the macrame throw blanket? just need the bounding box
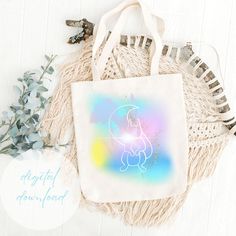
[41,34,234,226]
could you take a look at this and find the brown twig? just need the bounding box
[66,18,94,44]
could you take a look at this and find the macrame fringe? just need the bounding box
[188,138,228,183]
[80,187,189,226]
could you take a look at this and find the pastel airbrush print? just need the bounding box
[89,94,173,183]
[108,104,153,173]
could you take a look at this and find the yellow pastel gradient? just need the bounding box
[92,138,108,167]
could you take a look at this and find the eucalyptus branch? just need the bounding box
[0,118,15,143]
[0,55,57,157]
[0,144,13,154]
[39,55,57,81]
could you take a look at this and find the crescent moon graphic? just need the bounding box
[108,104,139,145]
[108,103,154,172]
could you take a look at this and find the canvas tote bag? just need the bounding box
[71,0,188,203]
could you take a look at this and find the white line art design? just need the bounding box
[108,104,153,173]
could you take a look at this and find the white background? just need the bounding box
[0,0,236,235]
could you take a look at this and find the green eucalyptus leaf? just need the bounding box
[23,74,32,83]
[13,85,22,96]
[37,86,48,92]
[24,78,34,87]
[18,114,27,123]
[18,98,24,105]
[30,89,37,98]
[16,110,24,115]
[30,114,40,124]
[13,135,26,145]
[25,96,41,110]
[28,133,41,142]
[16,120,22,129]
[9,127,18,137]
[2,111,8,119]
[7,111,14,119]
[32,141,44,149]
[10,105,21,111]
[39,96,47,101]
[16,149,25,155]
[1,120,6,126]
[7,148,18,157]
[21,125,34,136]
[24,109,31,115]
[40,130,47,138]
[47,66,54,75]
[24,136,30,144]
[28,82,39,91]
[45,55,51,61]
[19,125,29,135]
[2,111,12,122]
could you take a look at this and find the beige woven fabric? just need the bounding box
[41,36,229,226]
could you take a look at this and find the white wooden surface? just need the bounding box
[0,0,236,235]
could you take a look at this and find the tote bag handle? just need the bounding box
[92,0,165,81]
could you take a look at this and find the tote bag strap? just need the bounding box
[92,0,165,81]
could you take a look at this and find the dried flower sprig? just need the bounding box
[0,55,56,157]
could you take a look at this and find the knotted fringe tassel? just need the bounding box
[188,138,228,183]
[80,188,189,226]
